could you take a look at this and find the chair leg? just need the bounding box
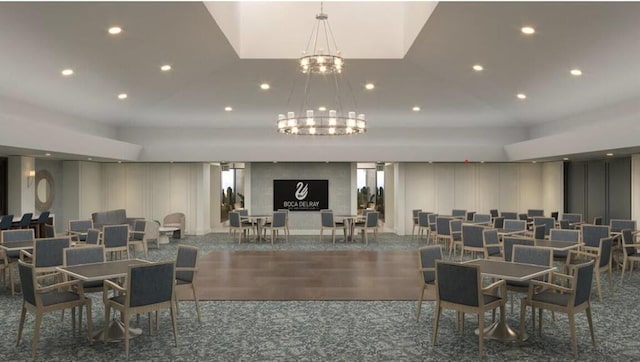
[85,301,93,344]
[478,311,485,358]
[193,284,202,322]
[518,299,527,343]
[595,270,603,302]
[432,303,441,345]
[124,311,130,358]
[586,304,595,346]
[332,228,336,244]
[103,305,110,343]
[568,313,577,358]
[621,258,627,284]
[171,301,179,347]
[17,306,27,346]
[32,313,43,359]
[416,284,425,320]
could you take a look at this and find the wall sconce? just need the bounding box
[27,170,36,187]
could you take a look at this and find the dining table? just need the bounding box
[464,259,556,342]
[335,214,363,242]
[57,259,151,341]
[244,214,271,241]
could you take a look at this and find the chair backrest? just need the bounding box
[559,220,572,230]
[528,209,544,217]
[428,213,438,229]
[64,245,105,266]
[572,260,595,306]
[561,213,582,223]
[518,213,529,221]
[473,214,491,224]
[504,220,526,231]
[412,209,422,225]
[593,216,603,225]
[466,211,476,221]
[2,229,35,243]
[436,217,452,236]
[501,212,517,220]
[512,245,552,270]
[549,229,580,243]
[17,213,33,228]
[36,211,50,224]
[103,224,129,248]
[503,237,535,262]
[534,217,555,236]
[436,261,481,307]
[44,224,55,238]
[462,225,484,248]
[550,211,559,221]
[127,261,175,308]
[361,209,372,217]
[418,245,442,284]
[18,260,38,307]
[621,229,637,256]
[69,219,93,233]
[176,245,199,283]
[533,224,546,239]
[130,219,146,241]
[86,228,101,244]
[33,237,70,268]
[610,219,636,233]
[271,211,287,228]
[581,225,610,247]
[482,229,501,256]
[418,212,430,227]
[449,219,462,234]
[598,237,614,269]
[229,212,241,228]
[321,211,335,228]
[365,212,378,228]
[451,209,466,219]
[493,217,504,229]
[489,209,499,218]
[0,214,13,229]
[237,209,249,217]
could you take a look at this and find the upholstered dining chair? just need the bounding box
[416,245,442,320]
[519,260,596,358]
[460,224,485,261]
[411,209,422,239]
[483,228,503,260]
[504,220,527,233]
[621,229,640,282]
[493,216,505,229]
[417,212,432,243]
[68,219,93,242]
[85,228,101,245]
[533,224,546,240]
[17,260,93,359]
[128,220,148,258]
[549,229,580,260]
[62,245,106,330]
[229,212,252,243]
[534,217,555,237]
[435,217,453,253]
[20,236,71,276]
[43,224,55,238]
[473,214,491,225]
[489,209,499,219]
[320,211,346,244]
[103,261,177,357]
[581,225,610,248]
[567,237,614,302]
[501,212,518,220]
[507,245,552,313]
[451,209,467,219]
[427,213,438,244]
[175,245,201,322]
[1,229,35,294]
[448,219,463,258]
[354,211,379,244]
[433,260,506,358]
[263,211,288,244]
[103,224,130,260]
[0,214,13,230]
[502,236,535,262]
[277,208,291,238]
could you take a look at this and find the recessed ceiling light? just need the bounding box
[521,26,535,35]
[117,93,128,100]
[318,106,327,112]
[606,153,614,156]
[570,69,582,76]
[260,83,270,90]
[517,93,527,100]
[472,64,484,72]
[44,153,51,156]
[224,106,233,112]
[108,26,122,35]
[563,157,569,161]
[365,83,375,90]
[61,69,74,76]
[160,64,172,72]
[412,106,421,112]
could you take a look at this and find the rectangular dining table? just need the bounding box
[57,259,150,341]
[533,239,581,251]
[464,259,555,342]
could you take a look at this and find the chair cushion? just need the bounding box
[482,294,501,305]
[507,280,529,288]
[83,280,104,289]
[110,295,126,305]
[532,290,570,306]
[176,279,191,285]
[41,291,81,306]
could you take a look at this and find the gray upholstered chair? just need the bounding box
[417,212,432,242]
[229,212,252,243]
[103,261,177,357]
[354,211,379,244]
[0,214,13,230]
[483,228,503,260]
[493,216,504,229]
[128,220,148,258]
[175,245,201,322]
[504,220,526,232]
[562,213,582,224]
[621,229,640,282]
[263,211,288,244]
[507,245,552,312]
[277,208,291,238]
[1,229,35,295]
[68,219,93,242]
[320,211,346,244]
[103,224,130,260]
[13,212,33,229]
[62,245,106,329]
[489,209,499,219]
[503,236,535,262]
[416,245,442,320]
[610,219,636,234]
[411,209,422,239]
[581,225,610,248]
[466,211,476,222]
[567,237,614,302]
[451,209,467,219]
[549,229,580,259]
[533,224,546,240]
[534,217,555,237]
[473,213,491,225]
[435,217,453,252]
[428,213,438,243]
[519,260,596,358]
[559,220,572,230]
[163,212,185,239]
[20,236,71,276]
[448,219,463,258]
[527,209,545,218]
[501,212,518,220]
[592,216,603,226]
[433,260,506,358]
[86,228,101,245]
[460,224,485,261]
[17,260,93,359]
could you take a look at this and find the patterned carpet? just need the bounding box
[1,232,638,361]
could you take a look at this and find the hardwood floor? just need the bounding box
[178,250,431,301]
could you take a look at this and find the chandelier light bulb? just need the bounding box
[309,127,316,135]
[291,127,299,134]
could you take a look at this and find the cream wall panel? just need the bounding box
[124,164,146,218]
[631,155,640,222]
[454,164,476,212]
[498,164,519,212]
[78,162,102,218]
[102,163,126,211]
[476,164,501,212]
[150,164,172,223]
[404,163,435,233]
[517,164,543,212]
[542,162,564,216]
[435,164,455,214]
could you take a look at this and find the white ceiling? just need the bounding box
[0,2,639,162]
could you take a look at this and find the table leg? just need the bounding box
[95,318,143,342]
[158,233,170,245]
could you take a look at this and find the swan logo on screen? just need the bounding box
[273,180,328,211]
[295,182,309,200]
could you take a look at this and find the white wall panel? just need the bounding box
[517,164,543,212]
[454,164,476,211]
[631,155,640,222]
[498,164,519,212]
[477,163,500,212]
[435,164,455,214]
[542,162,564,216]
[78,162,102,219]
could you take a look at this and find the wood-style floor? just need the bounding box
[177,250,431,301]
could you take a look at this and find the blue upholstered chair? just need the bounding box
[466,211,476,222]
[534,217,555,237]
[128,220,148,258]
[21,236,71,276]
[460,224,485,261]
[1,229,35,295]
[451,209,467,219]
[527,209,545,218]
[411,209,422,239]
[519,260,596,358]
[0,214,14,230]
[354,211,379,244]
[483,228,503,260]
[435,217,452,252]
[417,212,432,242]
[229,212,252,243]
[68,219,93,242]
[428,213,438,243]
[501,212,518,220]
[610,219,636,234]
[320,211,346,244]
[62,245,106,329]
[103,261,177,357]
[175,245,201,322]
[263,211,288,244]
[507,245,552,312]
[503,236,535,262]
[549,229,580,259]
[621,229,640,283]
[17,260,93,359]
[493,216,505,229]
[581,225,610,248]
[103,224,129,260]
[592,216,603,225]
[449,219,463,258]
[86,228,101,245]
[416,245,442,320]
[504,220,526,232]
[533,224,546,240]
[567,237,613,302]
[473,213,491,225]
[433,260,506,358]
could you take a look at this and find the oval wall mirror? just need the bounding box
[35,169,55,211]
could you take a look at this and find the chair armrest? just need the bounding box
[176,267,197,272]
[529,279,572,294]
[483,279,506,296]
[103,279,125,292]
[20,250,33,260]
[418,267,435,272]
[571,249,598,258]
[37,279,81,293]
